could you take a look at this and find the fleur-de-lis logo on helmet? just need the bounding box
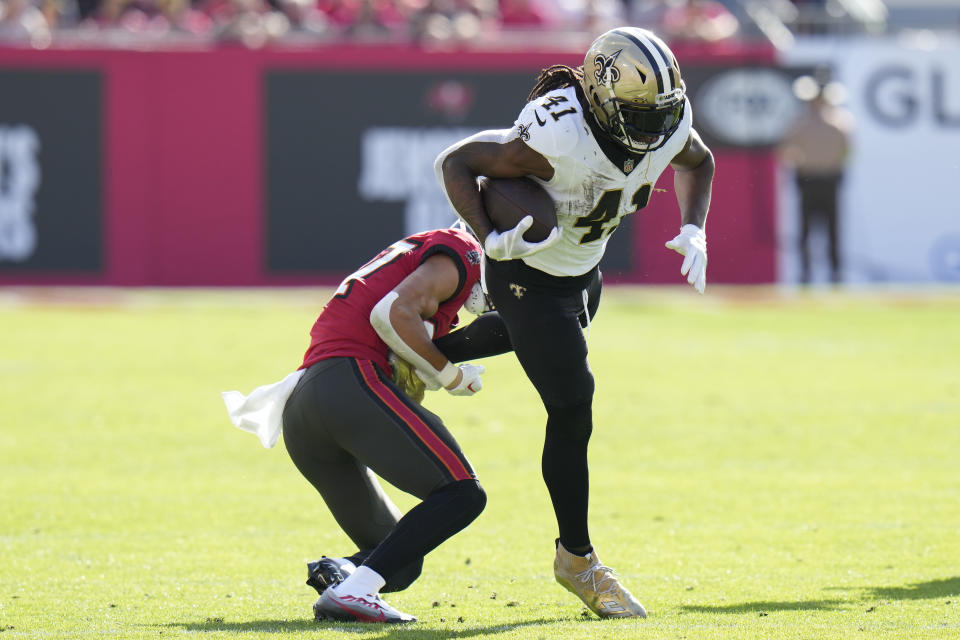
[593,49,622,86]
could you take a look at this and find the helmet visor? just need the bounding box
[618,100,684,139]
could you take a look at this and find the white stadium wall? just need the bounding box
[782,35,960,284]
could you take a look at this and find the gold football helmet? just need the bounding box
[580,27,686,152]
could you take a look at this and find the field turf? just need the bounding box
[1,286,958,639]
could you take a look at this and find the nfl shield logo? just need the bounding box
[623,158,634,173]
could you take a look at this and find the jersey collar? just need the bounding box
[579,95,646,176]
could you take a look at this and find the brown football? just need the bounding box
[479,176,557,243]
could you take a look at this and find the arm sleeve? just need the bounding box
[434,311,514,362]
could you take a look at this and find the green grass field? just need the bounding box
[2,286,958,640]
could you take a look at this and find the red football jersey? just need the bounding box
[300,228,483,375]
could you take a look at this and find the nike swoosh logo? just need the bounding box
[535,111,546,127]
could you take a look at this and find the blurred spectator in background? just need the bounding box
[273,0,329,35]
[498,0,549,27]
[408,0,494,44]
[621,0,663,27]
[80,0,140,30]
[39,0,76,29]
[779,71,854,284]
[205,0,289,45]
[152,0,213,35]
[660,0,738,43]
[318,0,406,39]
[548,0,622,33]
[0,0,54,45]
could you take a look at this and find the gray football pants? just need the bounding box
[281,357,479,585]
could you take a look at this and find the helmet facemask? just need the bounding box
[604,91,685,152]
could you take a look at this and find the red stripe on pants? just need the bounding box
[357,360,472,482]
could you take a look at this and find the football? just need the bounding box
[479,176,557,243]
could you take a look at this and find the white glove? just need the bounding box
[484,216,561,261]
[665,224,707,294]
[414,362,485,396]
[446,363,485,396]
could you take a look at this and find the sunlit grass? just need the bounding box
[1,286,958,639]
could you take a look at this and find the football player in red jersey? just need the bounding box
[281,227,488,623]
[434,27,715,619]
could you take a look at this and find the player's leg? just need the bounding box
[824,177,841,283]
[282,361,423,596]
[484,259,596,549]
[301,358,486,622]
[485,260,645,619]
[327,359,485,579]
[434,310,513,362]
[798,176,813,284]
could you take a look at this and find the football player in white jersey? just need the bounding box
[434,27,715,619]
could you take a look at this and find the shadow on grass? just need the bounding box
[681,576,960,615]
[165,616,566,637]
[865,576,960,601]
[681,599,844,614]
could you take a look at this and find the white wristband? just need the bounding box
[435,362,459,388]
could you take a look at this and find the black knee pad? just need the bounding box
[429,478,487,520]
[545,400,593,443]
[453,478,487,521]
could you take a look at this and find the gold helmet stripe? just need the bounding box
[612,28,673,95]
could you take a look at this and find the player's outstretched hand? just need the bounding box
[446,363,485,396]
[484,216,561,261]
[665,224,707,294]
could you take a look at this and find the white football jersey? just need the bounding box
[510,86,692,277]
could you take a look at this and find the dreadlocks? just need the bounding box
[527,65,585,102]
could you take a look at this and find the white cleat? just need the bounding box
[313,588,416,624]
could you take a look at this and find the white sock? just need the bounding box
[332,565,386,598]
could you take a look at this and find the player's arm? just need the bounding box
[670,127,714,229]
[438,136,553,244]
[665,128,714,294]
[370,254,483,395]
[435,311,514,362]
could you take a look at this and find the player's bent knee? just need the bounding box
[460,479,487,520]
[436,478,487,521]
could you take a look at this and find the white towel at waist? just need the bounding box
[222,369,305,448]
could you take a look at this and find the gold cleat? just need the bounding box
[554,541,647,619]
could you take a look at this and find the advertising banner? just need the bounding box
[265,70,537,273]
[0,45,778,286]
[265,55,780,282]
[0,71,102,274]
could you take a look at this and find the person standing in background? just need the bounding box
[780,74,854,284]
